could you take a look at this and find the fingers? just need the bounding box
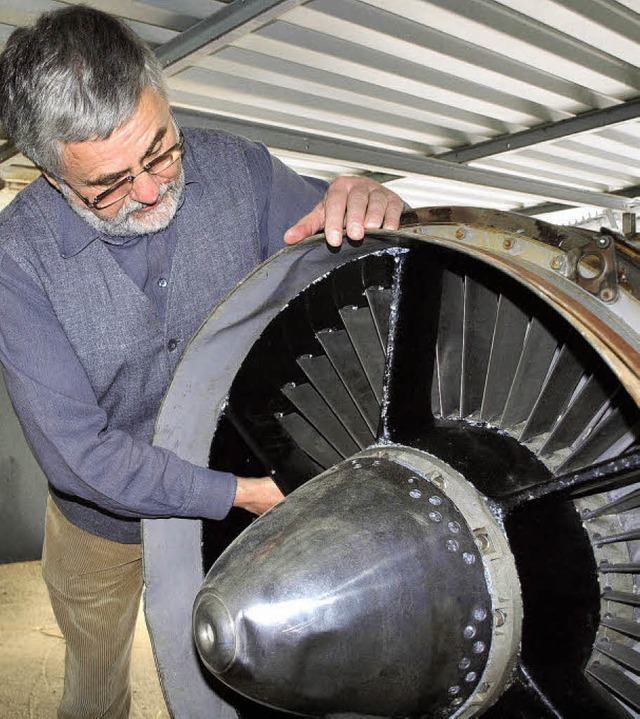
[284,176,405,247]
[283,202,324,245]
[379,190,404,231]
[326,176,404,245]
[323,178,355,246]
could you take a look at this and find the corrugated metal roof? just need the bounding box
[2,0,640,229]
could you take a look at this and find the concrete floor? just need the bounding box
[0,560,169,718]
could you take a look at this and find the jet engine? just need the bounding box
[143,207,640,718]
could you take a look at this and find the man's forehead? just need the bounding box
[60,89,171,182]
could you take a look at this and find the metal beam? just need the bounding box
[520,184,640,217]
[518,201,571,217]
[155,0,306,75]
[173,107,637,212]
[437,97,640,164]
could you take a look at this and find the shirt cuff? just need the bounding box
[182,466,237,521]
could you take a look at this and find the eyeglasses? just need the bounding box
[62,132,184,210]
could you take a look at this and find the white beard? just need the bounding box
[61,169,185,237]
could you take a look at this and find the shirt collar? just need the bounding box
[59,204,102,257]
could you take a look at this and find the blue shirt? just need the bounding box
[0,130,326,543]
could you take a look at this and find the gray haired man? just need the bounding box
[0,6,403,718]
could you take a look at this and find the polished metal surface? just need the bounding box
[193,447,522,718]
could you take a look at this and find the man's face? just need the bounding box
[49,87,184,237]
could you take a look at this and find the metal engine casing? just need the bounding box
[144,208,640,718]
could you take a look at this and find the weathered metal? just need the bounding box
[144,208,640,718]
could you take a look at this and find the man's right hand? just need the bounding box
[233,476,285,516]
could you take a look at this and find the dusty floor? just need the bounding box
[0,560,169,718]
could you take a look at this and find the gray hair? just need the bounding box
[0,5,168,176]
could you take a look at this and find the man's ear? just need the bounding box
[42,172,61,191]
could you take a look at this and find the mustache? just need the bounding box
[122,181,172,214]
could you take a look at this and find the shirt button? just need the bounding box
[167,339,178,352]
[157,277,168,288]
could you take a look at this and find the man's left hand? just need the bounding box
[284,175,404,247]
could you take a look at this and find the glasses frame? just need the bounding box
[61,131,184,211]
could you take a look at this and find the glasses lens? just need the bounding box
[147,147,181,176]
[94,179,132,210]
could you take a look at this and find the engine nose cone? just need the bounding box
[193,448,521,717]
[193,593,236,674]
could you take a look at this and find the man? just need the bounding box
[0,6,403,719]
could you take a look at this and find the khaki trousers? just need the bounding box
[41,498,143,719]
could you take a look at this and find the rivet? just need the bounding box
[409,489,422,499]
[448,685,461,696]
[455,227,467,240]
[458,657,471,670]
[502,238,513,250]
[463,625,476,639]
[429,495,442,506]
[452,697,464,706]
[428,511,442,523]
[473,607,487,622]
[465,672,477,683]
[462,552,476,565]
[446,539,459,552]
[448,521,461,534]
[600,288,615,302]
[473,641,486,654]
[550,255,563,270]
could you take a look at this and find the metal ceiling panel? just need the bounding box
[2,0,640,227]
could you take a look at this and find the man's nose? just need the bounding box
[129,171,161,205]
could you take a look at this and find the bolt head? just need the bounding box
[495,609,507,627]
[430,473,445,489]
[473,530,491,553]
